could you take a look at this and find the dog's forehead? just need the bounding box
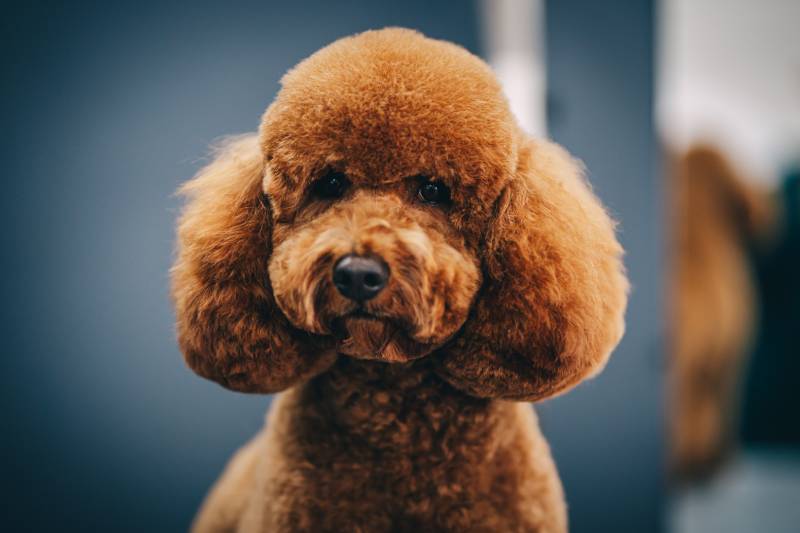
[260,29,517,187]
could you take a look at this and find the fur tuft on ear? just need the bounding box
[171,135,335,393]
[435,139,628,401]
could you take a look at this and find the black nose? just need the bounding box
[333,254,389,302]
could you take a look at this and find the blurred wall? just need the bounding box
[658,0,800,184]
[0,1,661,531]
[0,2,479,531]
[540,1,664,532]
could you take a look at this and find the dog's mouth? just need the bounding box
[329,308,434,363]
[343,309,382,321]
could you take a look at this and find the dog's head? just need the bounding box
[172,29,628,400]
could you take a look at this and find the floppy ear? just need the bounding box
[171,135,335,393]
[435,138,628,401]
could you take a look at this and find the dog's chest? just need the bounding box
[258,362,526,529]
[252,368,563,532]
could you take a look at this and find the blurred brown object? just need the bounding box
[669,145,775,481]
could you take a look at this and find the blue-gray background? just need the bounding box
[1,1,661,531]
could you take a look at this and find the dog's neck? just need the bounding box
[297,356,501,455]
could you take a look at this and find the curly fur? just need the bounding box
[172,28,628,532]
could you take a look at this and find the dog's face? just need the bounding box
[172,29,628,399]
[267,183,482,362]
[262,30,516,362]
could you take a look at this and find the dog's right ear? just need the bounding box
[435,139,628,401]
[171,134,335,393]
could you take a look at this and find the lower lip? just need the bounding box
[348,311,379,320]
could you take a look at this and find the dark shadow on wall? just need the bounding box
[742,170,800,446]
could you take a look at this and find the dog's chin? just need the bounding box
[332,315,434,363]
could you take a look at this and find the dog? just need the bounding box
[172,28,628,532]
[669,145,773,480]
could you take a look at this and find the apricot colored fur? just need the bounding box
[172,28,628,532]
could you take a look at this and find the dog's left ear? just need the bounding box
[435,138,628,401]
[171,135,335,393]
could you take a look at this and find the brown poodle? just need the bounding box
[172,28,628,532]
[669,145,773,480]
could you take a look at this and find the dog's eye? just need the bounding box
[417,179,451,205]
[313,171,350,199]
